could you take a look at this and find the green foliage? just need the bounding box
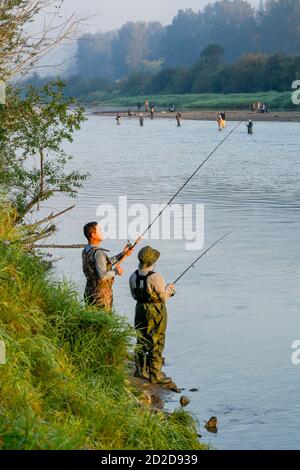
[27,50,300,100]
[127,52,300,95]
[0,1,70,81]
[0,81,87,231]
[0,0,32,79]
[200,44,225,66]
[77,22,164,80]
[80,90,297,111]
[0,208,204,450]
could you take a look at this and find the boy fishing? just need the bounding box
[129,246,175,385]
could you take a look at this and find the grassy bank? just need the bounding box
[82,90,296,111]
[0,207,204,450]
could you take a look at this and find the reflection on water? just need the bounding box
[48,116,300,450]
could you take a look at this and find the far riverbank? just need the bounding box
[92,109,300,123]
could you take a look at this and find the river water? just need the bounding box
[47,115,300,450]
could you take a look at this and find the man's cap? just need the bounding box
[138,246,160,267]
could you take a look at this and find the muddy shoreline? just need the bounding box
[92,109,300,123]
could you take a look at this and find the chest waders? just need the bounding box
[82,247,114,311]
[133,270,168,383]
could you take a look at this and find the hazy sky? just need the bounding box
[57,0,260,33]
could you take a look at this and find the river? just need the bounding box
[47,114,300,450]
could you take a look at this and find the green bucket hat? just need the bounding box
[138,246,160,267]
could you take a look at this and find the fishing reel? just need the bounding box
[126,240,134,249]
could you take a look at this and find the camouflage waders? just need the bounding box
[133,270,168,383]
[82,247,114,311]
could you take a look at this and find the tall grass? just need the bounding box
[0,208,204,450]
[82,90,297,111]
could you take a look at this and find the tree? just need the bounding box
[76,31,116,80]
[200,44,225,66]
[202,0,257,62]
[257,0,300,55]
[112,22,162,78]
[162,9,204,68]
[226,53,267,92]
[0,81,87,242]
[0,0,86,81]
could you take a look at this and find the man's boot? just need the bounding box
[149,361,172,385]
[134,354,150,380]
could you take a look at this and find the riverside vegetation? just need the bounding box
[80,90,295,111]
[0,207,204,450]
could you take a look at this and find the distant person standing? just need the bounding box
[145,100,149,112]
[246,119,253,134]
[116,113,121,125]
[137,102,142,112]
[139,112,144,127]
[176,112,182,127]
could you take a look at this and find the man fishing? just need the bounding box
[247,119,253,134]
[217,113,223,131]
[82,222,133,311]
[129,246,175,385]
[176,112,182,127]
[220,111,226,128]
[139,112,144,127]
[150,104,154,119]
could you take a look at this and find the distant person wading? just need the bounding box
[150,104,154,119]
[247,119,253,134]
[217,113,224,131]
[220,111,226,128]
[176,112,182,127]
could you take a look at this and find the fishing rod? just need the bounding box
[172,231,233,285]
[33,124,240,258]
[115,122,241,267]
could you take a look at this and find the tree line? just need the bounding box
[119,49,300,95]
[27,49,300,96]
[75,0,300,80]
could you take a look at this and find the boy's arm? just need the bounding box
[148,273,175,302]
